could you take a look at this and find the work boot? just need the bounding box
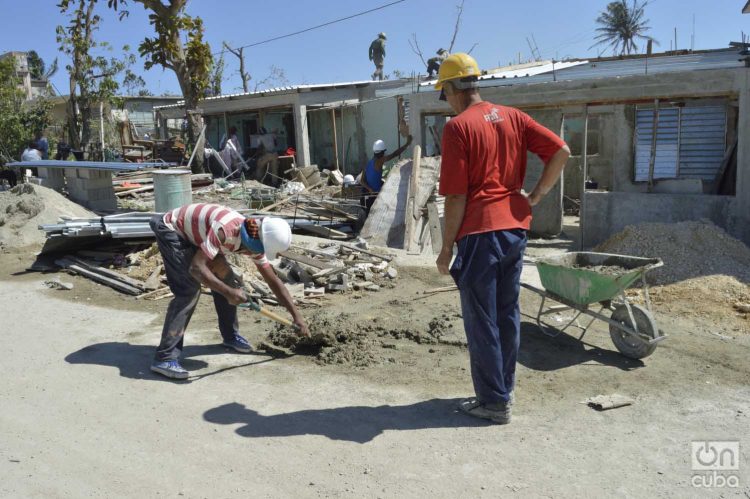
[150,360,189,380]
[222,334,253,353]
[458,397,511,425]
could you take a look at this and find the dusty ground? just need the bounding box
[1,234,749,497]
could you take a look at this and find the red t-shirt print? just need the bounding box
[438,101,566,241]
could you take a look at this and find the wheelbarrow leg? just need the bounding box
[534,295,563,338]
[576,306,603,341]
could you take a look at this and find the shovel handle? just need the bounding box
[258,307,295,328]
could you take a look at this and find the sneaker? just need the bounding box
[458,397,511,425]
[222,334,253,353]
[150,360,189,380]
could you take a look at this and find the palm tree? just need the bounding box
[591,0,658,56]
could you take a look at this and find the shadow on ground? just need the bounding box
[65,342,275,382]
[203,398,490,444]
[518,321,643,371]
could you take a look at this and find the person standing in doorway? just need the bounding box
[360,135,412,213]
[435,53,570,424]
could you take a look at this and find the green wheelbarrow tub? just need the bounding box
[535,252,662,306]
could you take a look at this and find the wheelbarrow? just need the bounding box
[521,252,667,359]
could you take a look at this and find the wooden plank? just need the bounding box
[296,224,349,240]
[427,202,443,256]
[338,243,393,262]
[405,145,421,253]
[144,264,163,291]
[278,251,336,270]
[56,259,142,295]
[65,256,147,291]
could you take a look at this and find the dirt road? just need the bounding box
[1,250,748,498]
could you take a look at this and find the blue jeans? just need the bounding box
[150,216,240,361]
[450,229,527,405]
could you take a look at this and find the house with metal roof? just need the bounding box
[409,47,750,245]
[154,79,416,175]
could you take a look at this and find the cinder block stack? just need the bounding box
[64,168,117,211]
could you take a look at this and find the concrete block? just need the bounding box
[385,267,398,279]
[38,168,65,191]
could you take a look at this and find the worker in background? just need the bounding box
[149,204,310,379]
[435,53,570,424]
[360,135,412,213]
[369,32,387,81]
[35,130,49,160]
[426,48,449,78]
[21,141,42,162]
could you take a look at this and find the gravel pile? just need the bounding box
[595,220,750,285]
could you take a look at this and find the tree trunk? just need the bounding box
[239,48,249,93]
[182,90,204,174]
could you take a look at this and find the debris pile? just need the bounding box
[272,241,397,298]
[0,184,95,250]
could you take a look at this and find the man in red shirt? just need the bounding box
[435,54,570,424]
[149,204,309,379]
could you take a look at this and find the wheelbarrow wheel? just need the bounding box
[609,304,658,359]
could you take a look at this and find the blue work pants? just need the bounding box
[450,229,527,405]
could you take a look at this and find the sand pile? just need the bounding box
[598,220,750,332]
[0,184,95,250]
[595,220,750,285]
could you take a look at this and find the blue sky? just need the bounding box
[1,0,748,96]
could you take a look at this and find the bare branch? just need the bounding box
[408,33,428,68]
[447,0,465,53]
[223,41,250,93]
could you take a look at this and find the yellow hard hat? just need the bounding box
[434,53,481,90]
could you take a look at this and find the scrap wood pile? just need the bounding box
[48,239,398,305]
[273,241,397,298]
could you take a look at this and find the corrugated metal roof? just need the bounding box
[154,79,406,110]
[470,49,746,90]
[7,160,165,171]
[420,60,588,87]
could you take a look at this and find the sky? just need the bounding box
[1,0,748,96]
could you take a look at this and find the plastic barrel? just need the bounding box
[153,169,192,212]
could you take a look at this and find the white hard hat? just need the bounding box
[343,174,355,185]
[260,217,292,259]
[373,139,387,153]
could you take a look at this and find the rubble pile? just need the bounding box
[272,241,397,298]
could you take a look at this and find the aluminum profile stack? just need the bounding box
[39,213,157,240]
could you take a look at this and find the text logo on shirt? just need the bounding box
[483,107,503,123]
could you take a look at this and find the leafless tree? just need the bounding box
[253,65,289,92]
[408,0,478,70]
[222,42,251,93]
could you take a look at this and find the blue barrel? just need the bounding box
[153,169,192,212]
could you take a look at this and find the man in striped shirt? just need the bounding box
[149,203,309,379]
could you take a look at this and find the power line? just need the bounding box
[214,0,406,56]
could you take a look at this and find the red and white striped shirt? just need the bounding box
[163,203,268,266]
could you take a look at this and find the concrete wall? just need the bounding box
[409,68,750,244]
[523,109,564,237]
[582,191,736,247]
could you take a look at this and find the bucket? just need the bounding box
[153,169,192,213]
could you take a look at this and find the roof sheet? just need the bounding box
[6,160,165,171]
